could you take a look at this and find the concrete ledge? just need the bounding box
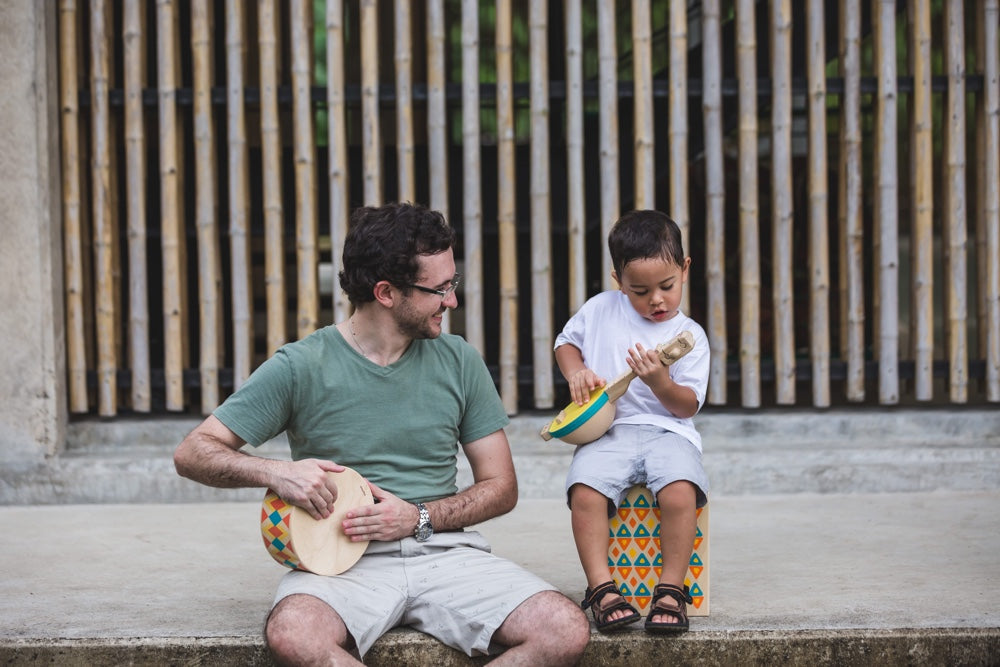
[3,628,998,666]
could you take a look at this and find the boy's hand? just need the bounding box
[568,368,605,405]
[628,342,672,387]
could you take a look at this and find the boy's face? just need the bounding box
[613,255,690,323]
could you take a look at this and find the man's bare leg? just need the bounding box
[266,594,361,666]
[490,590,590,666]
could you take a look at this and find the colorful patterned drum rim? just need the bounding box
[260,467,374,576]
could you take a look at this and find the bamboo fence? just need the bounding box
[55,1,999,417]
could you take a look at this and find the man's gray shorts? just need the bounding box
[272,529,556,658]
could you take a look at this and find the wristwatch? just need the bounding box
[414,503,433,542]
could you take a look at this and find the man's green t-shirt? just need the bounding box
[213,326,510,504]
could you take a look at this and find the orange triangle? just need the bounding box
[690,596,704,608]
[635,537,650,550]
[617,509,629,521]
[617,567,632,580]
[617,538,630,550]
[689,565,704,578]
[635,597,651,609]
[693,537,703,550]
[635,508,649,521]
[635,567,650,580]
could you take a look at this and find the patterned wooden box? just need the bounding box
[608,485,709,616]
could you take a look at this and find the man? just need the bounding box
[174,202,589,665]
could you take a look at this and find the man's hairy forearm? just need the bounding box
[175,434,277,490]
[425,473,517,531]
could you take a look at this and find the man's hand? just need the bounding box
[273,459,346,520]
[341,481,420,542]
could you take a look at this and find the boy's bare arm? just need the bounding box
[628,343,700,418]
[555,343,605,405]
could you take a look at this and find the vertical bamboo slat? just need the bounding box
[394,0,415,201]
[910,0,934,401]
[839,0,865,401]
[192,0,221,413]
[91,0,117,416]
[426,0,450,332]
[669,0,689,315]
[461,0,484,354]
[123,0,150,412]
[703,0,727,405]
[158,0,186,410]
[327,0,350,323]
[598,0,619,290]
[565,0,586,314]
[360,0,382,205]
[737,0,761,408]
[226,0,253,389]
[806,0,830,408]
[943,0,969,403]
[259,0,286,356]
[771,0,795,405]
[980,0,1000,401]
[291,0,319,339]
[632,0,654,210]
[496,0,518,414]
[530,0,554,409]
[59,0,88,413]
[873,0,900,405]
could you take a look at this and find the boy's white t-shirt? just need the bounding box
[553,290,710,451]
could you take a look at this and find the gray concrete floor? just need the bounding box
[2,491,998,641]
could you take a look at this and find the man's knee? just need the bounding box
[507,590,590,655]
[265,594,352,664]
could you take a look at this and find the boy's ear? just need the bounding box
[610,270,622,289]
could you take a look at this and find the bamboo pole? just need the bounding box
[394,0,415,201]
[226,0,253,389]
[770,0,795,405]
[360,0,382,205]
[326,0,350,323]
[291,0,319,339]
[943,0,969,403]
[496,0,518,414]
[91,0,117,416]
[598,0,619,290]
[632,0,654,209]
[806,0,830,408]
[565,0,586,314]
[979,0,1000,401]
[669,0,689,315]
[259,0,286,356]
[192,0,221,413]
[426,0,450,331]
[158,0,187,410]
[839,0,864,401]
[737,0,760,407]
[873,0,900,404]
[462,0,483,354]
[530,0,554,409]
[910,0,934,400]
[123,0,150,412]
[59,0,88,413]
[703,0,727,405]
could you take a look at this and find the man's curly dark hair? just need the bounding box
[338,202,457,305]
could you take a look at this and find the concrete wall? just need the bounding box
[0,3,66,463]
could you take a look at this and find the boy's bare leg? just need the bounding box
[569,483,632,624]
[654,480,698,625]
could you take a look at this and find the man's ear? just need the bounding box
[372,280,395,307]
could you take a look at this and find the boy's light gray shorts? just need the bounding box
[565,423,710,513]
[272,529,557,658]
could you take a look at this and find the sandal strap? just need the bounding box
[651,583,693,607]
[581,581,625,610]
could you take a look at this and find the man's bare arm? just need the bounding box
[174,415,345,519]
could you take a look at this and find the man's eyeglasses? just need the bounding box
[401,275,461,299]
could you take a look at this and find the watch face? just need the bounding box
[415,523,433,541]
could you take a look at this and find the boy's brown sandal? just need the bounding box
[580,581,641,633]
[644,583,693,634]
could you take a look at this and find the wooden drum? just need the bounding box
[260,467,375,576]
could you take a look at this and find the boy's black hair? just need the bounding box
[608,210,686,278]
[338,202,457,305]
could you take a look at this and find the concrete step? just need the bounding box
[2,408,998,504]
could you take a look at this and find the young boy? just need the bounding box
[554,210,710,634]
